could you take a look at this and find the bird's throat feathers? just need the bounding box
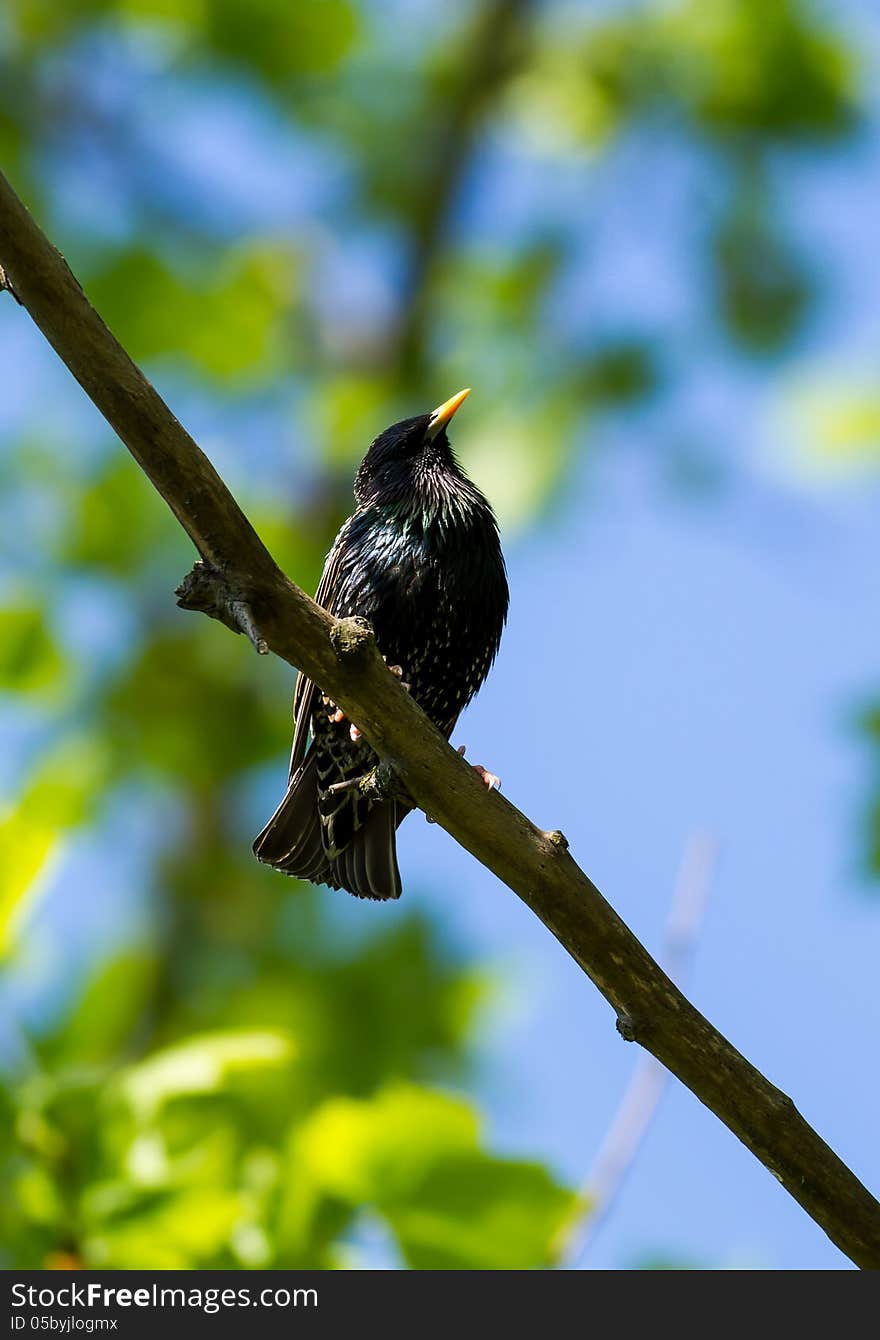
[357,439,495,538]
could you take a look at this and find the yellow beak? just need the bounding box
[427,387,471,437]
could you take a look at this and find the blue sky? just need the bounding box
[3,0,880,1269]
[400,451,880,1268]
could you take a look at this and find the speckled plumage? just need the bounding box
[253,399,509,899]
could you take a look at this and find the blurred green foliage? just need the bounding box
[0,605,65,698]
[87,244,295,386]
[0,0,870,1269]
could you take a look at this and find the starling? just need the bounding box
[253,388,509,900]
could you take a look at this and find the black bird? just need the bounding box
[254,388,509,900]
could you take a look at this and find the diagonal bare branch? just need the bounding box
[1,166,879,1269]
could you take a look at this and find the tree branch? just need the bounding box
[2,167,879,1269]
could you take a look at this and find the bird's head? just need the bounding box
[354,388,472,509]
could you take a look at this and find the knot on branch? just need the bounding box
[175,560,268,655]
[330,616,375,664]
[616,1012,637,1043]
[362,761,409,803]
[545,829,570,851]
[0,262,22,305]
[324,760,412,807]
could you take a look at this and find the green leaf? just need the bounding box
[0,605,65,697]
[389,1154,575,1270]
[0,738,107,957]
[666,0,856,141]
[295,1085,575,1268]
[11,1163,65,1231]
[290,917,485,1099]
[82,1186,245,1269]
[576,342,659,407]
[120,1030,295,1120]
[59,456,182,577]
[774,374,880,483]
[101,623,284,789]
[85,243,295,386]
[7,0,113,48]
[41,953,159,1067]
[199,0,359,85]
[296,1085,478,1205]
[565,0,856,145]
[714,208,810,352]
[460,398,576,532]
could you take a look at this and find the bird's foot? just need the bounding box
[383,658,411,692]
[324,660,408,737]
[427,746,500,823]
[456,744,500,791]
[322,697,361,740]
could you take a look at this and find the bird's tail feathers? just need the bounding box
[253,754,406,900]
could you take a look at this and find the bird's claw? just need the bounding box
[321,696,361,740]
[386,661,411,692]
[456,745,500,791]
[426,752,500,823]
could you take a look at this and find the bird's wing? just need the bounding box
[287,527,349,781]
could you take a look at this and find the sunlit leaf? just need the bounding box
[565,0,856,145]
[0,738,107,956]
[86,243,295,385]
[390,1154,575,1270]
[771,372,880,484]
[296,1085,478,1205]
[12,1164,65,1230]
[0,605,65,697]
[309,375,394,469]
[197,0,358,86]
[666,0,856,140]
[294,1085,574,1268]
[82,1186,244,1268]
[461,399,576,532]
[120,1030,294,1119]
